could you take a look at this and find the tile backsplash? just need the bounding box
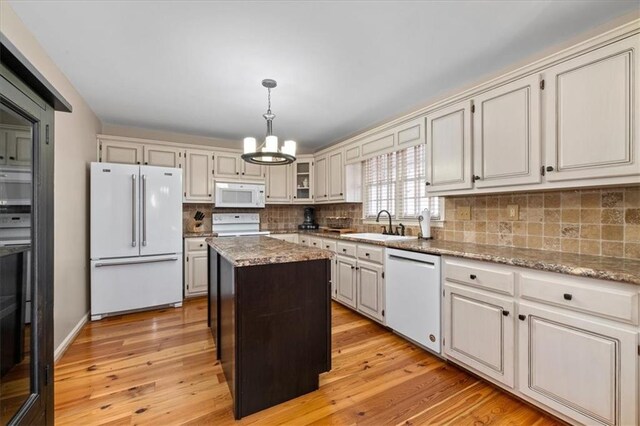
[183,184,639,260]
[442,186,639,259]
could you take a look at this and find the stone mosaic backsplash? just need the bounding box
[183,184,639,260]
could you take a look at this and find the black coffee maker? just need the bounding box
[298,207,319,230]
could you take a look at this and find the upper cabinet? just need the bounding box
[100,139,143,165]
[425,100,473,192]
[328,151,344,201]
[184,149,214,203]
[293,156,314,203]
[144,145,183,168]
[543,34,640,182]
[473,74,541,188]
[314,155,328,202]
[0,126,32,168]
[265,163,291,203]
[214,152,264,181]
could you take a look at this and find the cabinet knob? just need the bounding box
[425,181,431,186]
[144,162,148,165]
[200,244,203,247]
[242,172,245,175]
[342,248,347,252]
[325,245,330,249]
[294,196,297,199]
[518,314,526,321]
[351,265,355,270]
[9,156,15,160]
[208,194,212,197]
[267,195,270,198]
[365,253,370,257]
[502,310,509,317]
[136,161,140,164]
[0,156,4,159]
[236,172,239,175]
[340,192,343,196]
[472,175,481,182]
[546,166,554,172]
[469,274,476,280]
[355,266,360,270]
[563,293,572,301]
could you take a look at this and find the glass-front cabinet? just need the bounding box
[293,156,314,203]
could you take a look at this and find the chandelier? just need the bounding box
[241,79,296,165]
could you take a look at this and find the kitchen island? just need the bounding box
[207,236,332,419]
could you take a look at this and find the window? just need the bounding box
[363,144,442,221]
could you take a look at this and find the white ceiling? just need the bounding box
[7,0,640,151]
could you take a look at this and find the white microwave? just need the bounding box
[214,182,265,208]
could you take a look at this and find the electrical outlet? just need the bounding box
[507,204,519,220]
[456,206,471,221]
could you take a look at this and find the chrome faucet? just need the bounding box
[376,210,393,235]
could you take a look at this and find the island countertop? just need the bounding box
[206,235,333,267]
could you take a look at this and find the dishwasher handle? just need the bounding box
[388,253,436,267]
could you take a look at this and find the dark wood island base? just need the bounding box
[207,236,332,419]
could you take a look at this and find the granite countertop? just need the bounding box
[184,231,216,238]
[268,230,640,286]
[0,245,30,258]
[207,235,333,267]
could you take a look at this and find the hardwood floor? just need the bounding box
[55,298,562,425]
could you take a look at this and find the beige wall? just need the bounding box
[1,3,103,352]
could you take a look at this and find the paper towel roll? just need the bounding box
[420,208,431,239]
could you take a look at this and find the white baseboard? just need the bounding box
[54,311,89,363]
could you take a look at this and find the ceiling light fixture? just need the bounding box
[242,79,296,166]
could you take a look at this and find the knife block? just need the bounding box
[186,219,204,233]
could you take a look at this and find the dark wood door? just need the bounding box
[1,58,55,425]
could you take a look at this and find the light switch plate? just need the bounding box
[456,206,471,221]
[507,204,519,220]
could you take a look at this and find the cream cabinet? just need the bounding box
[269,233,298,243]
[473,74,541,188]
[357,260,384,322]
[543,35,640,183]
[184,149,214,203]
[336,255,357,308]
[293,157,314,203]
[320,239,338,300]
[444,282,515,388]
[99,140,143,165]
[328,151,344,201]
[265,163,291,203]
[214,152,264,180]
[425,100,473,192]
[518,302,638,426]
[143,145,183,168]
[184,238,208,297]
[314,155,328,202]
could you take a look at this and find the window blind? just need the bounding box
[363,144,442,221]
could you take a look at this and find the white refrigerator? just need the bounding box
[90,162,183,320]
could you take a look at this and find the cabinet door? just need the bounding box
[144,146,183,168]
[266,164,291,203]
[444,283,515,387]
[518,302,638,426]
[473,74,541,188]
[6,129,32,167]
[425,100,473,192]
[214,152,241,179]
[328,151,344,201]
[544,35,640,182]
[185,149,213,203]
[186,252,208,296]
[293,159,314,203]
[331,257,337,301]
[241,160,264,180]
[0,130,6,165]
[100,140,143,165]
[357,260,384,322]
[336,255,357,308]
[315,156,328,201]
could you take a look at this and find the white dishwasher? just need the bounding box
[385,248,441,354]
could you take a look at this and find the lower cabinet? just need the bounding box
[518,302,638,426]
[336,255,357,309]
[184,238,208,297]
[444,283,515,388]
[269,233,299,244]
[357,260,384,322]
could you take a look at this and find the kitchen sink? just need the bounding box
[342,233,416,242]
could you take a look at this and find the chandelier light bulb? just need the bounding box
[265,135,278,153]
[243,137,256,154]
[283,140,297,157]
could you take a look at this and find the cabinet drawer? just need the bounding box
[185,238,208,252]
[520,272,639,325]
[321,239,337,252]
[336,241,357,257]
[298,235,311,246]
[309,237,323,248]
[444,258,515,296]
[357,244,384,264]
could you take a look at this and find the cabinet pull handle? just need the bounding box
[425,181,431,186]
[469,274,476,280]
[502,311,509,317]
[518,314,526,321]
[9,156,15,160]
[546,166,554,172]
[563,293,572,301]
[472,175,481,182]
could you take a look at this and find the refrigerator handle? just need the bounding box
[142,174,147,246]
[131,174,137,247]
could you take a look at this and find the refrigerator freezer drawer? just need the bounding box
[91,255,182,319]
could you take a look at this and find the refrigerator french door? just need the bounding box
[90,162,183,320]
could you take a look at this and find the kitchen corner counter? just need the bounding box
[386,239,640,286]
[206,235,333,267]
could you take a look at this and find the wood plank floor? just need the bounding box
[55,297,563,425]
